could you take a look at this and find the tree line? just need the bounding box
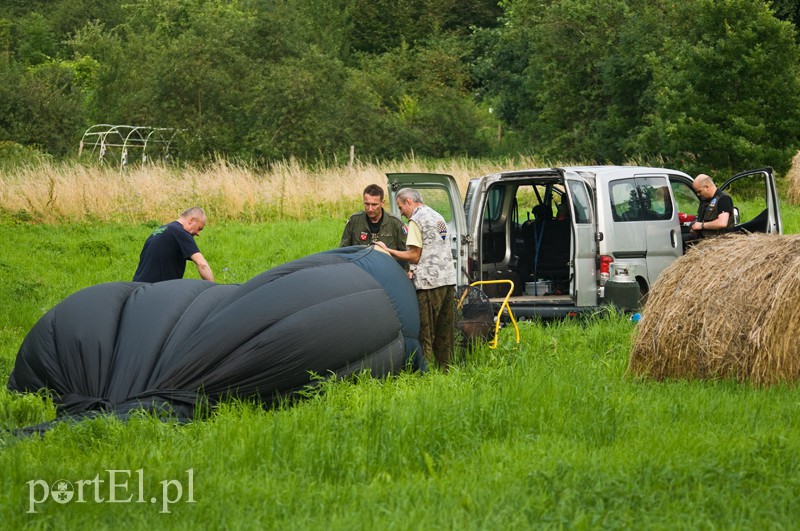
[1,0,800,174]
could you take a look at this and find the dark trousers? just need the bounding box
[417,285,455,367]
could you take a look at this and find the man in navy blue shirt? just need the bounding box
[133,206,214,283]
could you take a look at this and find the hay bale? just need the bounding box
[628,233,800,385]
[787,150,800,205]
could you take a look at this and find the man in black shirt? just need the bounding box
[689,174,735,239]
[133,206,214,283]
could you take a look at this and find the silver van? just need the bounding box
[388,166,782,318]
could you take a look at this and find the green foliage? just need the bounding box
[631,0,800,174]
[771,0,800,36]
[487,0,800,173]
[0,141,52,169]
[0,0,798,173]
[244,0,354,62]
[14,12,56,65]
[7,60,89,156]
[359,33,492,158]
[245,49,382,161]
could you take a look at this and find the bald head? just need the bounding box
[692,174,717,199]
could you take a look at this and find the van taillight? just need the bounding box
[599,255,614,285]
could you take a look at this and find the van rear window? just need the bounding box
[419,187,453,222]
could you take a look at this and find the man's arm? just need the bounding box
[701,211,730,230]
[190,252,214,281]
[377,218,421,263]
[691,196,733,232]
[339,218,354,247]
[376,242,422,264]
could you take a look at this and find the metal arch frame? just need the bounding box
[142,127,180,162]
[79,124,181,167]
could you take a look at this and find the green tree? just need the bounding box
[244,0,354,63]
[66,20,126,123]
[46,0,127,38]
[87,0,260,157]
[349,0,502,55]
[770,0,800,35]
[12,61,89,156]
[0,62,23,143]
[14,12,57,65]
[487,0,631,161]
[631,0,800,173]
[0,18,11,66]
[360,33,492,158]
[486,0,800,172]
[245,48,394,161]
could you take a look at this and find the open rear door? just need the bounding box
[563,174,597,307]
[719,167,782,235]
[386,173,468,284]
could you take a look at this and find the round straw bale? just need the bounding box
[628,233,800,386]
[787,150,800,205]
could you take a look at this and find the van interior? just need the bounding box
[477,179,573,301]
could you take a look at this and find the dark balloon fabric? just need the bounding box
[7,246,421,421]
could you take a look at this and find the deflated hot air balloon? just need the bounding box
[7,246,421,424]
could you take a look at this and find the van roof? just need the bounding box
[491,165,693,183]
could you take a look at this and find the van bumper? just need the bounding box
[499,300,590,320]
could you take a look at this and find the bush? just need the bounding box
[0,141,53,169]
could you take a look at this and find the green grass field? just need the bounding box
[1,203,800,528]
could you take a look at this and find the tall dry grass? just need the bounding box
[0,156,545,224]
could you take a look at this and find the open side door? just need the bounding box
[564,175,597,307]
[386,173,469,284]
[719,167,782,235]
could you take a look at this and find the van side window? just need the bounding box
[567,181,591,224]
[610,177,672,221]
[484,187,504,222]
[610,179,640,221]
[637,177,673,221]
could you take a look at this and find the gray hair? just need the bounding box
[180,206,206,219]
[396,188,423,204]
